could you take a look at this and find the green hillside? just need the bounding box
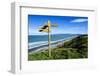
[28,35,88,60]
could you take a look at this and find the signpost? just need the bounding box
[39,20,58,57]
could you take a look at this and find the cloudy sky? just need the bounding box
[28,15,88,35]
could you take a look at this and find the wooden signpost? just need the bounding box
[39,20,57,57]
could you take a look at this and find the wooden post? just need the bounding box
[48,20,51,57]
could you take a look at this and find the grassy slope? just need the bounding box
[28,35,88,60]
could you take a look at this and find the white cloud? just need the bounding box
[71,19,88,23]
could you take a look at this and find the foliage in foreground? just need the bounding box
[28,35,88,60]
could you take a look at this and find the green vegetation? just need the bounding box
[28,35,88,60]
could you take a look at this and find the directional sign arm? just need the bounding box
[39,25,51,32]
[51,24,58,27]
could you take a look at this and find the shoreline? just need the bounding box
[28,36,78,53]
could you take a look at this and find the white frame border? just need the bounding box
[11,2,97,74]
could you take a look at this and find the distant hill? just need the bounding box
[63,34,88,48]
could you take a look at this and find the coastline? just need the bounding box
[28,36,78,54]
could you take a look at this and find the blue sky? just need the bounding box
[28,15,88,35]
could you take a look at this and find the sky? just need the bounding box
[28,15,88,35]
